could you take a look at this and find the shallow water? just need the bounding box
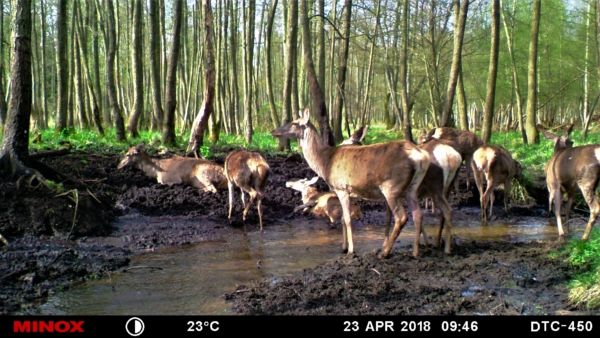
[38,210,571,315]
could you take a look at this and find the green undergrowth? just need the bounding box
[551,229,600,310]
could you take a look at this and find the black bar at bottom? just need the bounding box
[1,316,598,337]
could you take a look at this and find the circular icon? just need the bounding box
[125,317,145,337]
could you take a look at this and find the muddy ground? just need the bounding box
[0,148,589,315]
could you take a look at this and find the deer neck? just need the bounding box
[300,124,333,180]
[137,154,164,179]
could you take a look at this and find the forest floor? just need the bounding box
[0,149,593,314]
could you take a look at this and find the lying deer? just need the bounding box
[419,127,483,190]
[471,145,522,225]
[224,150,270,230]
[540,124,599,240]
[272,108,430,258]
[417,139,462,252]
[117,145,227,193]
[286,176,362,224]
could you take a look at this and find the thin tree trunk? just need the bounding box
[501,0,525,142]
[148,0,163,131]
[359,0,381,127]
[457,65,468,130]
[399,0,413,142]
[525,0,541,144]
[106,0,125,141]
[187,0,215,155]
[55,0,68,130]
[281,0,298,149]
[440,0,469,127]
[332,0,351,142]
[265,0,280,129]
[300,0,333,146]
[583,0,593,139]
[481,0,500,143]
[0,0,34,177]
[127,0,143,137]
[0,0,5,126]
[317,0,325,94]
[242,0,255,143]
[162,0,183,145]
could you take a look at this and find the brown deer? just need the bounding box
[540,124,599,240]
[340,126,368,145]
[286,176,362,224]
[224,150,270,230]
[417,139,462,252]
[471,145,522,225]
[419,127,483,190]
[272,109,430,257]
[117,145,227,193]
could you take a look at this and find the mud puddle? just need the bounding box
[35,209,563,315]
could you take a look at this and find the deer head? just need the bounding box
[538,124,574,153]
[285,176,319,192]
[341,126,369,145]
[271,108,311,139]
[117,144,146,169]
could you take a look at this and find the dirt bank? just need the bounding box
[0,148,571,314]
[226,240,584,315]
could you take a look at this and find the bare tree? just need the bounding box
[281,0,298,149]
[265,0,279,129]
[105,0,125,141]
[187,0,215,155]
[525,0,541,144]
[481,0,500,143]
[127,0,143,138]
[55,0,68,130]
[440,0,469,127]
[162,0,183,146]
[332,0,352,142]
[149,0,163,131]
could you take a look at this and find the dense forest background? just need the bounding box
[0,0,597,149]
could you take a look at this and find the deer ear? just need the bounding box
[565,123,574,136]
[360,125,369,142]
[307,176,319,185]
[537,125,557,140]
[299,108,311,125]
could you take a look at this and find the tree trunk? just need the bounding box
[440,0,469,127]
[242,0,255,144]
[265,0,280,129]
[457,65,468,130]
[162,0,183,146]
[300,0,333,146]
[317,0,325,93]
[187,0,215,156]
[281,0,298,149]
[399,0,413,142]
[0,0,34,178]
[127,0,143,138]
[55,0,68,130]
[332,0,352,142]
[583,0,593,139]
[481,0,500,143]
[525,0,541,144]
[148,0,163,131]
[0,0,7,126]
[501,0,525,142]
[105,0,125,141]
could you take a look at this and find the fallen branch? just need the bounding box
[29,148,71,160]
[121,265,164,272]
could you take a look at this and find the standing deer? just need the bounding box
[224,150,270,230]
[471,145,522,225]
[272,109,430,257]
[286,176,362,224]
[540,124,599,240]
[419,127,483,190]
[117,144,227,193]
[417,139,462,252]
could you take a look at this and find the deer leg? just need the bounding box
[243,191,256,222]
[481,178,494,225]
[579,176,600,240]
[337,191,353,254]
[564,193,574,226]
[257,196,264,231]
[382,205,392,249]
[434,194,453,254]
[240,190,247,209]
[489,189,495,219]
[408,194,424,257]
[227,182,235,222]
[504,179,512,215]
[465,155,472,190]
[380,196,408,258]
[552,188,565,237]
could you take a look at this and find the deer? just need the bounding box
[340,126,368,145]
[117,144,227,193]
[286,176,362,224]
[224,149,270,230]
[418,127,483,190]
[272,108,430,258]
[417,139,462,252]
[471,145,522,225]
[540,124,600,240]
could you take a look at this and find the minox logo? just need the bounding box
[13,320,85,333]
